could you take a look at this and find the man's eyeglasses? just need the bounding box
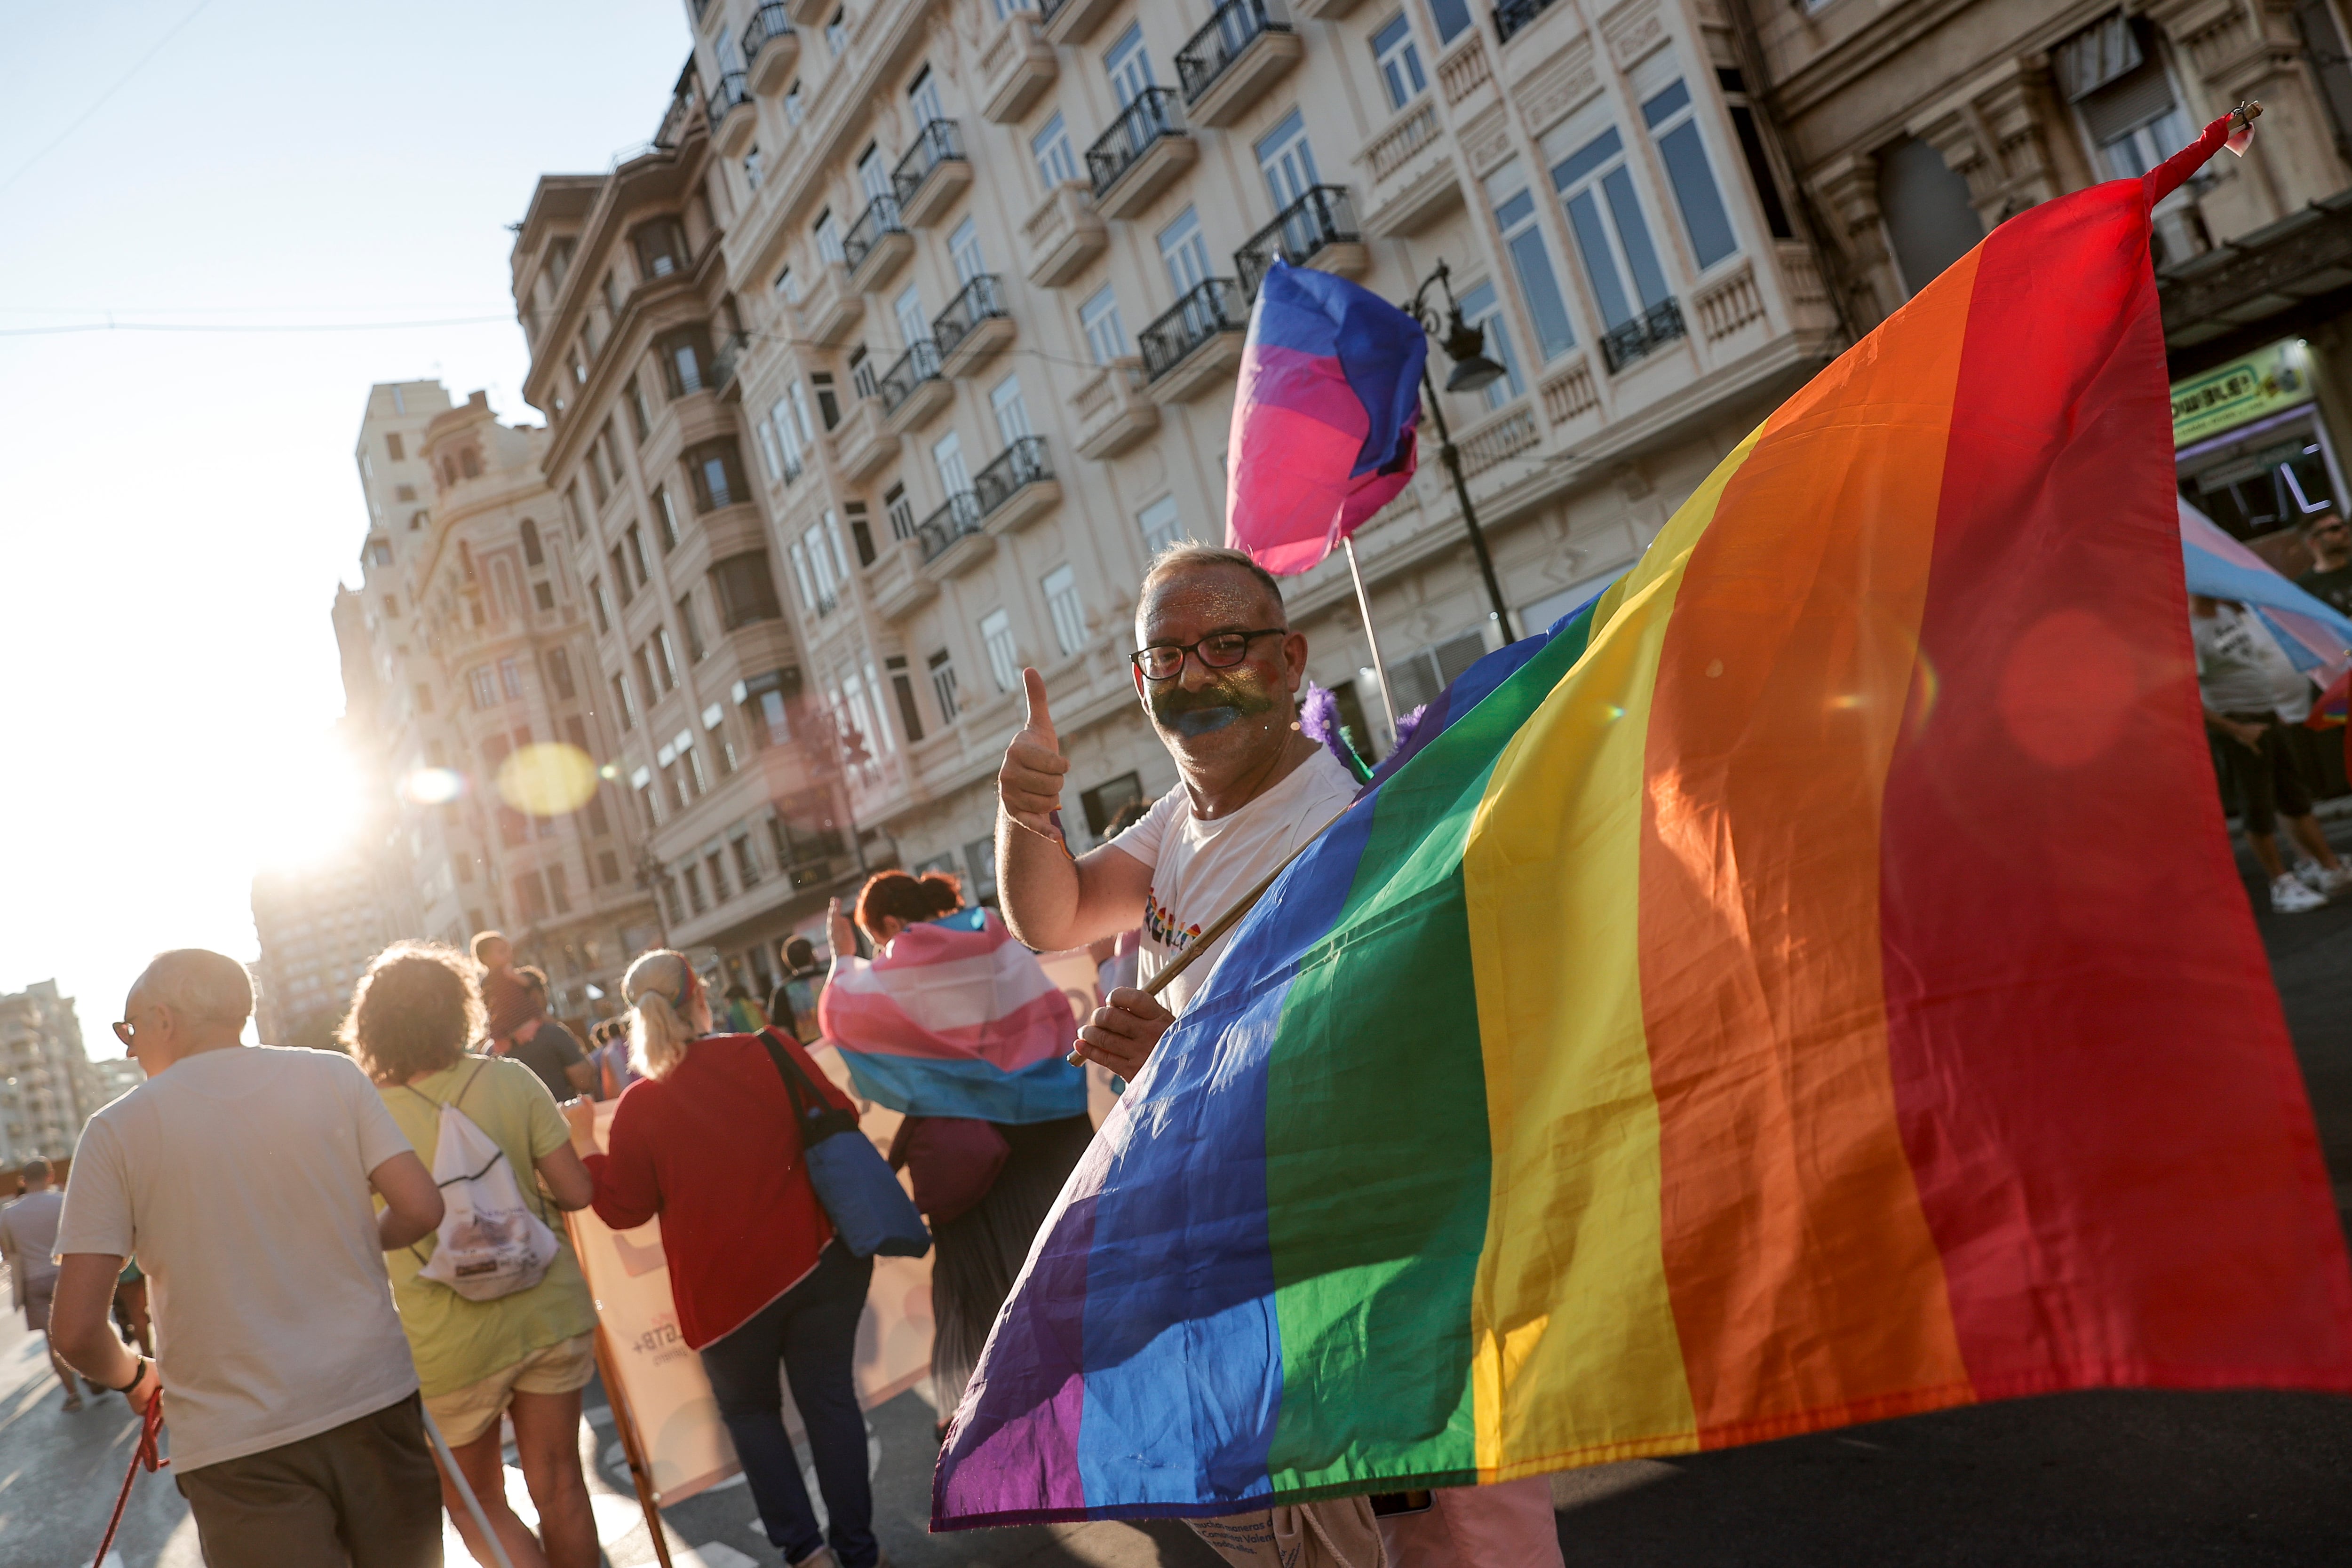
[111,1018,140,1049]
[1130,628,1287,682]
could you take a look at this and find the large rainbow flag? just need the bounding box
[932,119,2352,1528]
[818,907,1084,1124]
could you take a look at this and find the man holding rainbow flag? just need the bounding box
[938,102,2352,1568]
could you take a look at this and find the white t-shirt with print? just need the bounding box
[56,1045,421,1472]
[2193,602,2313,721]
[1109,748,1359,1017]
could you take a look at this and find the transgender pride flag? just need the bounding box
[817,907,1085,1124]
[1224,261,1427,576]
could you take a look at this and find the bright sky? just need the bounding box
[0,0,686,1048]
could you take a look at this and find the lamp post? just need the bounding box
[1406,261,1516,642]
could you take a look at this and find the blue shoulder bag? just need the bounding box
[756,1029,931,1259]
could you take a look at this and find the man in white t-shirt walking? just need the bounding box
[995,544,1565,1568]
[48,948,449,1566]
[0,1158,83,1411]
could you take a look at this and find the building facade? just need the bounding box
[0,981,97,1168]
[250,857,401,1046]
[508,0,1839,947]
[1753,0,2352,574]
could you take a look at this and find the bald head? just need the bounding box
[129,949,254,1029]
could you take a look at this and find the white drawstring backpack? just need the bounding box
[407,1062,560,1302]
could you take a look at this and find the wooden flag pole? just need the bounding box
[1342,536,1400,739]
[566,1211,676,1568]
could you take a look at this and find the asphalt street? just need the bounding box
[2,824,2349,1567]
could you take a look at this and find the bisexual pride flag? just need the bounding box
[932,115,2352,1528]
[817,908,1084,1124]
[1224,261,1425,576]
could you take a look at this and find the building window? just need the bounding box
[887,654,924,742]
[683,863,707,915]
[885,483,915,540]
[678,593,707,662]
[1642,78,1738,272]
[928,649,960,721]
[2071,23,2193,180]
[990,373,1032,444]
[683,441,747,512]
[1032,111,1079,187]
[1486,158,1578,360]
[744,144,764,190]
[585,448,610,507]
[949,217,985,284]
[1715,67,1794,240]
[826,8,848,54]
[980,609,1019,693]
[386,432,405,460]
[1454,281,1526,412]
[756,418,784,481]
[564,483,584,539]
[653,627,680,691]
[893,281,928,350]
[589,576,612,633]
[1157,206,1213,294]
[1139,494,1184,555]
[1255,111,1320,209]
[624,523,650,586]
[733,836,762,889]
[470,666,498,710]
[627,376,651,440]
[533,581,555,613]
[1105,22,1154,106]
[1043,564,1085,656]
[634,645,659,707]
[815,208,846,264]
[520,518,544,567]
[614,674,638,731]
[1373,13,1427,111]
[1548,126,1674,332]
[547,646,576,700]
[712,551,783,628]
[812,371,841,428]
[499,657,524,699]
[633,219,686,278]
[1876,137,1983,297]
[654,486,681,550]
[846,500,876,565]
[1079,285,1127,365]
[785,79,804,124]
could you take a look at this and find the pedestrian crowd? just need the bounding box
[4,546,1651,1567]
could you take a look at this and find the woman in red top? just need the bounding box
[575,950,881,1568]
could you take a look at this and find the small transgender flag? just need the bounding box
[2180,497,2352,679]
[1224,260,1427,576]
[816,907,1086,1123]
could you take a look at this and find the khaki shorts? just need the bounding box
[423,1332,598,1447]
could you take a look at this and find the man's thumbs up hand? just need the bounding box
[999,668,1069,837]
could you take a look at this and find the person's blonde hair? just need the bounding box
[623,950,703,1081]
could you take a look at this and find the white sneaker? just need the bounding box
[2296,860,2328,890]
[2273,874,2328,913]
[2320,864,2352,898]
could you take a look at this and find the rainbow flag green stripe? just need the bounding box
[934,146,2352,1529]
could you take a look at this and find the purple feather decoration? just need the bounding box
[1390,702,1428,753]
[1296,681,1371,783]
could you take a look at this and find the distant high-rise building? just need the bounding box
[250,858,398,1047]
[0,981,96,1166]
[90,1057,144,1110]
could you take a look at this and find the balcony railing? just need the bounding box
[1086,87,1183,200]
[1139,277,1247,383]
[916,491,986,563]
[743,3,795,63]
[892,119,967,207]
[710,331,750,396]
[876,339,944,419]
[932,273,1009,361]
[1494,0,1561,45]
[841,193,906,274]
[1598,297,1687,373]
[1235,185,1360,296]
[705,71,750,135]
[1176,0,1293,105]
[974,435,1051,516]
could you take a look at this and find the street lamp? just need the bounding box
[1406,261,1515,641]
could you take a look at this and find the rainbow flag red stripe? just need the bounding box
[931,122,2352,1528]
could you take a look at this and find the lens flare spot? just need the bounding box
[401,767,467,805]
[1998,609,2136,768]
[497,743,600,817]
[1902,651,1942,744]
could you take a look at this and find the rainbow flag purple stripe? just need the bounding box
[1224,261,1425,576]
[817,908,1085,1123]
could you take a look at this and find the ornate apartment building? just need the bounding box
[502,0,1840,965]
[0,981,98,1167]
[318,381,659,1023]
[1753,0,2352,567]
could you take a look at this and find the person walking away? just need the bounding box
[572,950,884,1568]
[2192,594,2352,911]
[501,966,596,1103]
[2296,510,2352,614]
[823,871,1091,1436]
[0,1159,84,1410]
[994,544,1567,1568]
[47,948,448,1567]
[768,937,828,1043]
[347,943,602,1568]
[474,931,539,1051]
[723,982,771,1034]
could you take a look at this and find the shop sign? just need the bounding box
[2171,338,2312,446]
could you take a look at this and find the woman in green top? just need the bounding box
[344,942,600,1568]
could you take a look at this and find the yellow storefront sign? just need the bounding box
[2172,338,2312,446]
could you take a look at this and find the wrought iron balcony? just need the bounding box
[1086,87,1184,201]
[1139,277,1248,384]
[891,120,970,226]
[1176,0,1296,111]
[743,4,799,94]
[842,193,908,277]
[932,273,1010,364]
[916,491,986,563]
[974,435,1052,518]
[1598,298,1687,373]
[1235,185,1362,296]
[1494,0,1562,45]
[876,339,945,420]
[706,70,750,133]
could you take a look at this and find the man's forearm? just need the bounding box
[51,1255,137,1389]
[997,808,1082,950]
